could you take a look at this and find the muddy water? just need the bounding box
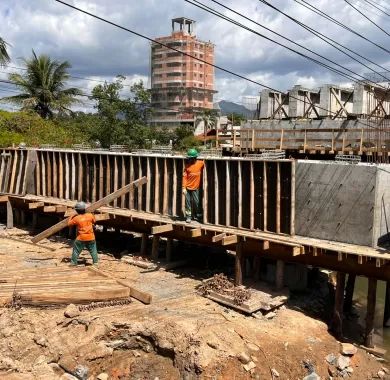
[352,277,390,358]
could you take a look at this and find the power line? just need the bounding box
[343,0,390,37]
[292,0,390,57]
[189,0,390,85]
[54,0,386,127]
[50,0,386,130]
[361,0,390,17]
[257,0,390,85]
[366,0,390,13]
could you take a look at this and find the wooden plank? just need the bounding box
[55,205,67,213]
[146,157,151,212]
[189,228,202,238]
[45,152,51,196]
[276,162,281,234]
[0,152,6,192]
[106,155,111,197]
[43,206,56,213]
[140,233,148,255]
[222,235,238,246]
[121,156,126,207]
[238,161,242,228]
[214,160,219,225]
[9,151,18,194]
[172,159,177,216]
[263,162,267,231]
[212,232,226,243]
[31,176,148,243]
[52,152,57,198]
[262,240,270,250]
[129,156,135,210]
[77,153,84,201]
[85,154,90,201]
[290,160,296,235]
[163,158,169,215]
[71,153,76,200]
[250,161,255,230]
[113,156,118,208]
[23,150,38,195]
[0,195,9,203]
[65,153,70,200]
[365,278,377,348]
[138,156,142,210]
[94,213,110,222]
[203,159,208,223]
[225,161,230,226]
[151,224,173,234]
[99,155,104,201]
[58,153,63,199]
[154,157,159,213]
[331,272,346,339]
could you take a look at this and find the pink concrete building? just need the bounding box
[150,18,216,127]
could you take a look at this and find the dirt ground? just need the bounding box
[0,227,388,380]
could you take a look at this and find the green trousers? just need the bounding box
[71,240,98,265]
[185,189,202,220]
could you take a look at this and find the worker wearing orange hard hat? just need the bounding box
[182,148,205,223]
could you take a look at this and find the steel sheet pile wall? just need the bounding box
[4,149,295,235]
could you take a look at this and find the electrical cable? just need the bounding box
[292,0,390,56]
[361,0,390,17]
[343,0,390,37]
[50,0,387,127]
[189,0,389,85]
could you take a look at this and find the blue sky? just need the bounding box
[1,0,390,111]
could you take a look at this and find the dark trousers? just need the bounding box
[185,189,202,220]
[71,239,98,264]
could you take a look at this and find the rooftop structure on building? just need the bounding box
[150,17,217,128]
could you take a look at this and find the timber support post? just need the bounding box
[276,260,285,290]
[151,235,160,260]
[140,233,148,256]
[344,274,356,313]
[235,239,243,286]
[166,238,173,262]
[6,201,13,229]
[384,281,390,327]
[365,278,377,348]
[32,212,38,229]
[331,272,346,339]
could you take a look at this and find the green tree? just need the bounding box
[0,37,10,67]
[195,109,218,146]
[3,50,82,118]
[227,112,246,125]
[90,76,154,148]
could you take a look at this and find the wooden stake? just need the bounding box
[275,260,284,290]
[6,200,13,229]
[140,233,148,256]
[365,278,377,348]
[344,274,356,313]
[235,239,243,286]
[331,272,346,339]
[151,235,160,260]
[166,238,173,262]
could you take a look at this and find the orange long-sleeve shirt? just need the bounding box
[182,160,205,190]
[68,213,96,241]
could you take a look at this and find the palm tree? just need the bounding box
[195,109,218,146]
[0,37,10,67]
[3,50,82,118]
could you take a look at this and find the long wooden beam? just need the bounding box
[31,177,147,243]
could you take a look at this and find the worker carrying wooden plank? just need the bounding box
[68,201,98,266]
[182,148,204,223]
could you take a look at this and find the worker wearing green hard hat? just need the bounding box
[182,148,204,223]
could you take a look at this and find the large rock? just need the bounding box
[340,343,357,356]
[237,352,251,364]
[64,304,80,318]
[337,355,350,370]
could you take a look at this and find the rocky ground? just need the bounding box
[0,227,388,380]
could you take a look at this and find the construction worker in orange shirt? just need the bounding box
[68,201,98,266]
[182,148,205,223]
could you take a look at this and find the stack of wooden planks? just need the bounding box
[0,266,131,306]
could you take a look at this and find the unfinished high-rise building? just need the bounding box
[150,18,216,127]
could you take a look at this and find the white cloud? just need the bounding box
[0,0,389,110]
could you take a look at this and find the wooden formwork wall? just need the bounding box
[0,149,36,195]
[2,149,295,235]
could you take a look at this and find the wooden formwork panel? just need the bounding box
[5,149,295,235]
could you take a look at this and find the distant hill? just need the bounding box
[215,100,253,118]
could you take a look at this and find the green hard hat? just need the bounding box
[186,148,198,158]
